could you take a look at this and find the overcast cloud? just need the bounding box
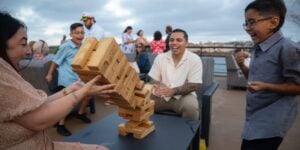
[1,0,299,45]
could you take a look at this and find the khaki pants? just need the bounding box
[151,93,200,120]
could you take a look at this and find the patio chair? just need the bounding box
[225,54,247,89]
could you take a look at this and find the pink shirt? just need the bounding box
[150,39,166,54]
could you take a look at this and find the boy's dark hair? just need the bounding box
[172,29,189,42]
[0,11,26,70]
[70,23,83,32]
[153,31,162,41]
[245,0,286,32]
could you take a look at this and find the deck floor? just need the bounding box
[47,76,300,150]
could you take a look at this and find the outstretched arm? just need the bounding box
[248,81,300,95]
[14,76,115,132]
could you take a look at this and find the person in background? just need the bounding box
[236,0,300,149]
[135,43,151,74]
[150,30,166,54]
[136,29,149,46]
[81,13,105,41]
[164,25,173,52]
[45,23,93,136]
[32,40,49,60]
[121,26,135,54]
[148,29,203,121]
[0,11,113,150]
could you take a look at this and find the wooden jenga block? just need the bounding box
[135,80,144,90]
[71,37,155,139]
[118,120,155,139]
[135,87,149,98]
[118,100,154,121]
[87,38,118,71]
[72,37,98,69]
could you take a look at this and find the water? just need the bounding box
[213,57,227,76]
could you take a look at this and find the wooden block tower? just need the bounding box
[71,37,155,139]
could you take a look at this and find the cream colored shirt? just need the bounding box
[148,50,203,101]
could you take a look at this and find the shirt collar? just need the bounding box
[258,31,283,52]
[67,39,79,49]
[166,49,188,64]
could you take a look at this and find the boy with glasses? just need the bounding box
[236,0,300,149]
[46,23,92,136]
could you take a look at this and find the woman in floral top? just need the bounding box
[150,31,166,54]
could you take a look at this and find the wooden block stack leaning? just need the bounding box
[71,37,155,139]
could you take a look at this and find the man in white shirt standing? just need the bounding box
[81,13,105,41]
[148,29,203,120]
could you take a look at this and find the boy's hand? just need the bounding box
[45,74,53,83]
[235,50,246,66]
[247,81,268,93]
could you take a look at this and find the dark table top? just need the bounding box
[65,112,200,150]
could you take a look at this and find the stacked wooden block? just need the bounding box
[71,37,155,139]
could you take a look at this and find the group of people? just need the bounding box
[1,0,300,150]
[120,25,173,55]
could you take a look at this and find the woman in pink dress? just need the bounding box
[150,31,166,54]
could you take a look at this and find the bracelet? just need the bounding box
[62,88,69,96]
[70,92,79,107]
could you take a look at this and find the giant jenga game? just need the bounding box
[71,37,155,139]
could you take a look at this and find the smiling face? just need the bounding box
[83,18,93,29]
[244,9,279,44]
[169,32,188,56]
[6,27,30,67]
[70,26,84,46]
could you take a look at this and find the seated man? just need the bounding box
[148,29,203,120]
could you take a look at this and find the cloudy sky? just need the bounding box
[1,0,299,45]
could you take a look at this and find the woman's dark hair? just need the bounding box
[70,23,83,32]
[123,26,132,33]
[153,31,162,41]
[245,0,286,32]
[0,11,26,70]
[137,30,143,36]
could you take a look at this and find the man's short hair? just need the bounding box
[172,29,188,42]
[70,23,83,32]
[166,25,172,33]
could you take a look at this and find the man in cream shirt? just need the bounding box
[148,29,203,120]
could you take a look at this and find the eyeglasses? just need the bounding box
[243,17,273,30]
[72,32,85,35]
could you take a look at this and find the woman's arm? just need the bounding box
[14,76,115,131]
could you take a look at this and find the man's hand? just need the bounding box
[152,84,175,97]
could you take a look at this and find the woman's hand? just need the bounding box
[81,75,116,97]
[67,81,84,92]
